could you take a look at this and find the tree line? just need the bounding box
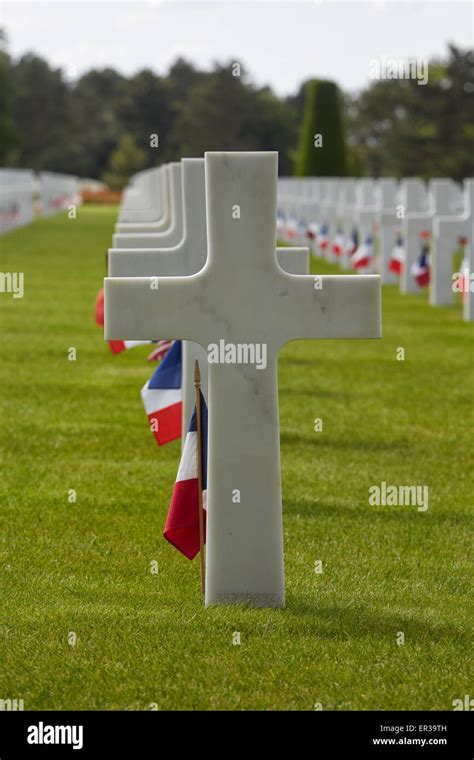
[1,32,472,185]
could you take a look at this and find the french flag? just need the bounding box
[317,223,329,251]
[389,234,405,274]
[332,229,345,256]
[352,235,374,269]
[411,245,430,287]
[109,339,151,355]
[141,340,182,445]
[306,220,319,241]
[346,228,358,257]
[164,390,208,560]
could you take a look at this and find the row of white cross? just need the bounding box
[104,152,382,608]
[278,176,474,321]
[0,169,81,234]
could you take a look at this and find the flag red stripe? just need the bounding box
[415,271,430,287]
[148,402,182,445]
[164,478,207,560]
[353,255,371,269]
[109,340,126,354]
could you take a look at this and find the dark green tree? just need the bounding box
[294,79,347,177]
[172,62,297,174]
[120,69,173,166]
[9,54,75,172]
[0,30,19,164]
[70,68,129,177]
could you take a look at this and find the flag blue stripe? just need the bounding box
[189,390,208,489]
[148,341,182,389]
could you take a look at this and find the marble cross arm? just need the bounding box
[108,246,309,279]
[104,275,210,343]
[275,273,382,346]
[108,246,188,278]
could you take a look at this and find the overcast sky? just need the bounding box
[2,0,473,95]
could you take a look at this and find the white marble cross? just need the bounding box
[374,179,398,284]
[116,165,170,233]
[352,179,377,271]
[336,178,357,270]
[109,157,310,438]
[319,179,339,263]
[113,163,182,248]
[118,167,164,224]
[401,179,461,294]
[105,152,381,608]
[431,179,474,321]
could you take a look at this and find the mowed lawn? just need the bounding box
[0,205,472,711]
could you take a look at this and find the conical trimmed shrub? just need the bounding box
[295,79,347,177]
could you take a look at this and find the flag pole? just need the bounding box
[194,360,205,596]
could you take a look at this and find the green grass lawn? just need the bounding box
[0,206,472,711]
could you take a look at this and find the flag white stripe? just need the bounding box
[124,340,151,349]
[176,431,198,482]
[141,384,181,415]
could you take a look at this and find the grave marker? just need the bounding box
[400,179,460,294]
[319,179,339,262]
[336,179,357,269]
[431,178,474,320]
[113,163,182,248]
[118,167,162,223]
[116,165,170,233]
[374,179,399,283]
[105,152,381,607]
[352,179,376,272]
